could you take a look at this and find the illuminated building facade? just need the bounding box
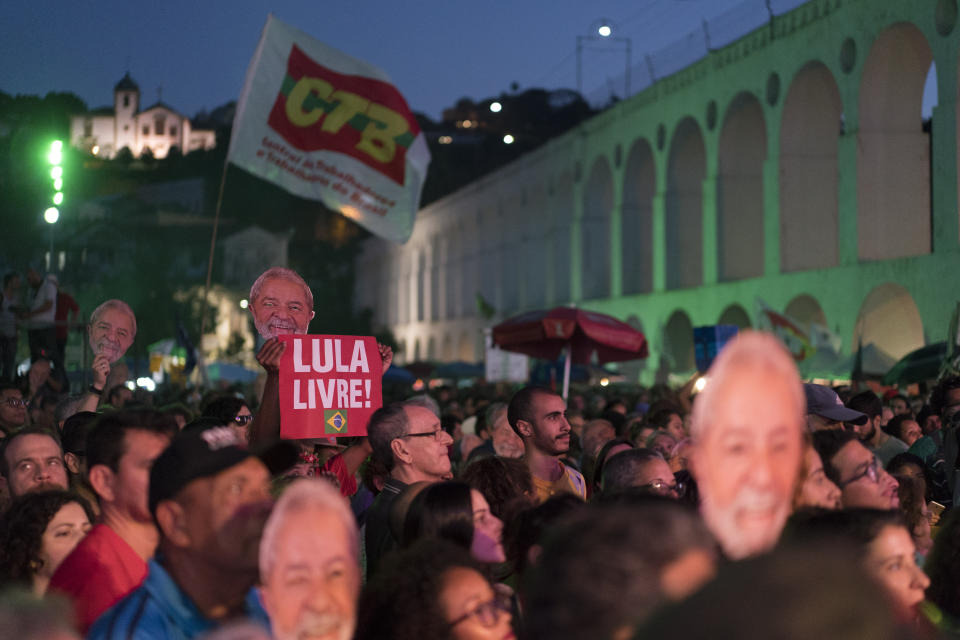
[356,0,960,383]
[69,73,216,160]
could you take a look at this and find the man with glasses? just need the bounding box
[601,448,684,498]
[813,429,899,509]
[0,383,27,435]
[364,401,454,576]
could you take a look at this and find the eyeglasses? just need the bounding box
[838,455,881,488]
[234,414,253,426]
[2,398,26,408]
[448,593,511,629]
[641,479,685,496]
[400,429,446,442]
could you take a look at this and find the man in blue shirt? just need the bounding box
[89,424,295,639]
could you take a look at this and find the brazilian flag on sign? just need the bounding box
[324,410,348,435]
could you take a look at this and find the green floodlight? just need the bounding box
[53,177,63,190]
[53,192,64,205]
[51,166,63,180]
[43,207,59,224]
[48,140,63,166]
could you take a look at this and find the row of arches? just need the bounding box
[658,282,925,375]
[580,22,936,300]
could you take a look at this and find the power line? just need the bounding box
[531,47,578,87]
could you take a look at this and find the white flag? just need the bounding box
[228,15,431,243]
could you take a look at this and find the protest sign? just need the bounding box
[228,15,431,244]
[278,334,383,439]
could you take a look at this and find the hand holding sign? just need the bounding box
[278,335,383,439]
[256,337,286,374]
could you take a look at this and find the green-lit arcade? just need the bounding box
[355,0,960,384]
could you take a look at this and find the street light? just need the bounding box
[46,140,63,272]
[576,20,632,100]
[490,101,502,113]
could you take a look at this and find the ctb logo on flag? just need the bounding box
[267,45,419,185]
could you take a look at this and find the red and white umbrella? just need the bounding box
[491,307,648,399]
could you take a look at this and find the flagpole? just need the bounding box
[198,157,230,386]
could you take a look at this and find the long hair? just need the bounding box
[402,481,474,551]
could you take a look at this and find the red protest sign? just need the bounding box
[278,335,383,439]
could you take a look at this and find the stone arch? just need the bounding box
[622,138,655,295]
[618,314,648,382]
[413,338,422,362]
[459,216,478,319]
[718,304,751,329]
[784,294,828,332]
[666,118,705,289]
[717,92,767,281]
[858,23,933,260]
[582,156,613,300]
[458,331,473,362]
[552,170,575,304]
[852,283,924,362]
[524,183,548,308]
[780,62,842,271]
[399,339,409,365]
[416,250,426,322]
[664,309,695,371]
[427,336,436,361]
[441,334,454,361]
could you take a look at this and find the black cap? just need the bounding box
[149,425,297,515]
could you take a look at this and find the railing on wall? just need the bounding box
[583,0,809,108]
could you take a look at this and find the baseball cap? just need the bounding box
[803,383,867,425]
[148,425,297,515]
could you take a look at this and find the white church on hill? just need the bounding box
[69,73,216,160]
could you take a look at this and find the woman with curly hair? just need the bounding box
[0,490,93,595]
[460,456,534,520]
[355,539,514,640]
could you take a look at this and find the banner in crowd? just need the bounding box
[228,15,431,244]
[755,300,815,362]
[278,335,383,439]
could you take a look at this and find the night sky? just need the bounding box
[3,0,813,121]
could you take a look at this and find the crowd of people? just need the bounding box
[0,265,959,638]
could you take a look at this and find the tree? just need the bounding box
[115,146,134,164]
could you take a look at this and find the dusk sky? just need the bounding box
[1,0,816,121]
